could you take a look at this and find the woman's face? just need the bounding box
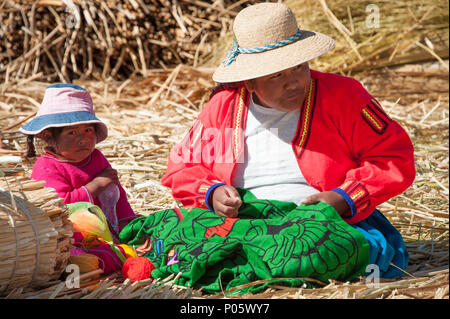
[244,62,311,112]
[53,124,97,162]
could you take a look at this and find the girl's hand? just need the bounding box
[85,167,119,197]
[301,191,350,216]
[95,167,119,184]
[211,185,242,218]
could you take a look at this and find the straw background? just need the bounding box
[0,0,448,299]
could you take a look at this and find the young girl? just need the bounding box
[20,83,139,274]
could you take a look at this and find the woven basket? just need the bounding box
[0,176,73,295]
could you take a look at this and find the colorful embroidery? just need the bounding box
[350,188,367,203]
[198,184,210,194]
[119,189,370,293]
[337,181,370,215]
[136,238,152,256]
[204,218,238,238]
[198,179,224,195]
[370,98,392,121]
[292,79,316,158]
[338,180,355,192]
[356,200,370,212]
[167,249,180,266]
[361,104,388,135]
[156,239,164,255]
[174,208,184,221]
[348,184,369,213]
[232,87,248,161]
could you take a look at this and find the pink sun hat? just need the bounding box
[20,84,108,143]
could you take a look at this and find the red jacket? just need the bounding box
[161,70,415,224]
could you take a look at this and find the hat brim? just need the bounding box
[212,30,335,83]
[20,111,108,143]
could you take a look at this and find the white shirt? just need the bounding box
[232,94,319,204]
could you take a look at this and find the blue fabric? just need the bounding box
[205,183,226,212]
[47,83,86,90]
[351,209,409,278]
[332,188,357,218]
[21,111,102,134]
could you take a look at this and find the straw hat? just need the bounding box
[20,84,108,143]
[213,2,336,83]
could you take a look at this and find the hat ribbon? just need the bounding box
[222,29,303,66]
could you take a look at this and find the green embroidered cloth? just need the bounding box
[119,189,370,294]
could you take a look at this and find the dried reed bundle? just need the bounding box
[0,175,73,295]
[0,0,259,84]
[296,0,449,73]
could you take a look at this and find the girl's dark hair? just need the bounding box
[26,135,36,158]
[25,127,64,158]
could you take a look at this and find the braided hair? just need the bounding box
[26,135,36,158]
[25,127,64,158]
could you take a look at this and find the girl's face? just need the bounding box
[53,124,97,162]
[244,62,311,112]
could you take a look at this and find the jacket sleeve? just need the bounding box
[161,95,229,209]
[331,79,416,224]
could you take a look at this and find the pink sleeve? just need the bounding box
[31,158,94,204]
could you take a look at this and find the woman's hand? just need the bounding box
[211,185,242,218]
[301,191,350,216]
[85,167,119,198]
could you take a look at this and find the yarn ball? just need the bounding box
[122,257,155,282]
